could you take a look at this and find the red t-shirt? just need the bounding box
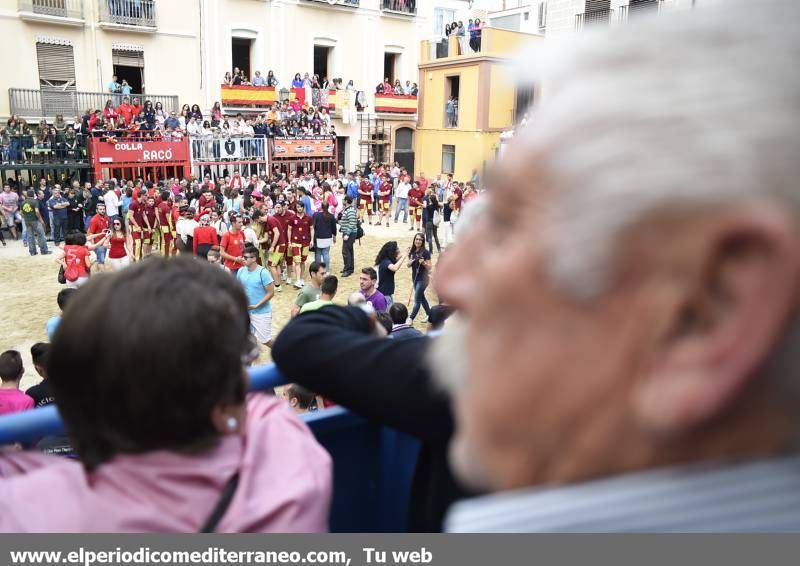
[290,213,312,245]
[408,188,424,208]
[358,181,373,200]
[143,204,157,228]
[220,229,245,270]
[193,225,218,254]
[417,178,429,192]
[117,103,135,125]
[270,211,294,246]
[156,201,172,228]
[129,200,145,228]
[63,244,89,279]
[378,182,392,202]
[88,214,109,235]
[109,235,127,259]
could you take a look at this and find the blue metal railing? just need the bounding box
[0,363,285,445]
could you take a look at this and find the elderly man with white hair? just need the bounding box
[433,0,800,532]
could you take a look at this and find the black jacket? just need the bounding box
[271,306,471,532]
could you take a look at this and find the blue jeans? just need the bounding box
[95,245,106,264]
[394,197,408,222]
[410,278,430,320]
[314,245,330,268]
[52,216,67,244]
[26,220,48,255]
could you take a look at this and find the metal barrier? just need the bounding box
[381,0,416,15]
[9,89,178,119]
[189,135,267,163]
[0,362,420,532]
[1,133,90,164]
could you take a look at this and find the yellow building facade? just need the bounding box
[416,28,541,181]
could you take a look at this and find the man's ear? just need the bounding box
[631,205,799,433]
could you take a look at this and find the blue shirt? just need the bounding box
[48,195,69,220]
[370,174,382,195]
[236,266,274,314]
[346,180,359,200]
[300,195,313,216]
[121,84,132,95]
[46,315,61,340]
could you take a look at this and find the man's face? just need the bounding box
[313,266,327,285]
[3,185,10,193]
[96,204,105,216]
[52,187,60,197]
[432,146,653,491]
[359,273,374,293]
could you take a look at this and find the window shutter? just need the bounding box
[112,49,144,68]
[36,42,76,89]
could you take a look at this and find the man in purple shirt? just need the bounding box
[359,267,388,312]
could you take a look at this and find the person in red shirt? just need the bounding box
[192,211,218,259]
[417,173,429,193]
[130,97,143,121]
[378,174,392,228]
[197,189,216,216]
[287,201,314,288]
[357,175,373,224]
[87,202,110,272]
[267,202,293,289]
[407,182,425,232]
[156,191,176,257]
[117,96,135,126]
[143,195,157,256]
[220,213,246,272]
[452,182,464,212]
[127,193,147,261]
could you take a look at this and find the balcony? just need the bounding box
[98,0,156,31]
[575,8,613,30]
[18,0,84,25]
[9,88,178,120]
[302,0,359,8]
[381,0,416,16]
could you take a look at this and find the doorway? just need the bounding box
[112,49,144,94]
[383,53,398,84]
[231,38,252,78]
[313,45,331,82]
[393,127,414,176]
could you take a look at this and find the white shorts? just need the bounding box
[66,276,89,289]
[107,256,131,272]
[249,311,273,344]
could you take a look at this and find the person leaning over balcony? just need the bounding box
[252,71,267,87]
[267,70,279,88]
[0,257,332,532]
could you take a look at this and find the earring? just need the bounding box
[226,417,238,432]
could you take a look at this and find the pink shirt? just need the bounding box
[0,394,332,532]
[0,389,34,416]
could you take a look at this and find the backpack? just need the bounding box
[355,219,364,241]
[64,251,82,282]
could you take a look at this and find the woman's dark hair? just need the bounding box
[64,231,86,246]
[46,257,251,471]
[375,240,399,266]
[144,100,153,111]
[111,215,127,236]
[375,311,394,335]
[286,384,316,410]
[412,232,425,251]
[191,104,201,113]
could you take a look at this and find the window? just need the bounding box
[629,0,660,17]
[113,49,144,94]
[384,53,398,85]
[442,145,455,175]
[434,7,456,36]
[314,45,332,82]
[538,1,547,30]
[514,86,535,124]
[36,41,76,116]
[232,38,252,80]
[445,75,460,128]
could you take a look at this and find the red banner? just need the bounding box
[272,138,335,158]
[91,138,190,164]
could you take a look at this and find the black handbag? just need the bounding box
[57,265,66,285]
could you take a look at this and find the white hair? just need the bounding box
[514,0,800,299]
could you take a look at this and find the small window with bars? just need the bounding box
[442,144,455,175]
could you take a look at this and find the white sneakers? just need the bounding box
[293,278,305,289]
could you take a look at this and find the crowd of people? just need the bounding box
[444,18,483,54]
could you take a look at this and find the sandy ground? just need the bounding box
[0,219,438,391]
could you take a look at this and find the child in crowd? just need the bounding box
[0,350,34,416]
[47,288,76,341]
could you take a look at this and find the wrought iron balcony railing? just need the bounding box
[98,0,156,28]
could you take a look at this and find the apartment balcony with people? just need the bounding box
[381,0,416,17]
[421,26,536,63]
[18,0,85,25]
[98,0,156,31]
[8,87,178,121]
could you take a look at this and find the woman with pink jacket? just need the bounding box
[0,257,332,532]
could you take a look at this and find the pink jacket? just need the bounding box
[0,395,332,532]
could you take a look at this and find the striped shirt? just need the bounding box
[446,454,800,532]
